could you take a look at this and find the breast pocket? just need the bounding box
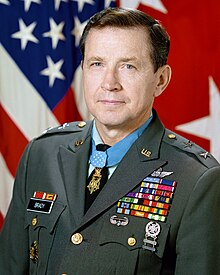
[24,201,66,275]
[99,214,171,275]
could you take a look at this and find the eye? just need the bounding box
[91,62,102,67]
[124,64,135,70]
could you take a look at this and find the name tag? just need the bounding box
[27,198,54,214]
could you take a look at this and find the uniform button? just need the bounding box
[168,134,176,139]
[128,237,136,247]
[32,218,38,226]
[71,233,83,245]
[77,121,86,128]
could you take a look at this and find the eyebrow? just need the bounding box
[86,56,104,63]
[86,56,139,63]
[119,57,139,63]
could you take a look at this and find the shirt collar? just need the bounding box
[91,114,153,167]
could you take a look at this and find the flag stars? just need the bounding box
[72,0,95,13]
[120,0,167,14]
[54,0,68,11]
[23,0,41,12]
[43,18,66,49]
[40,56,65,87]
[176,77,220,162]
[0,0,10,5]
[141,0,167,13]
[11,19,39,50]
[72,16,87,47]
[105,0,115,8]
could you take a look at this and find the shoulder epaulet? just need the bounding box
[36,121,91,139]
[163,129,219,168]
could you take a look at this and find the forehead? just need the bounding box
[84,27,152,59]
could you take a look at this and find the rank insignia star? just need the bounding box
[42,126,53,134]
[183,140,193,148]
[58,122,69,129]
[199,151,210,159]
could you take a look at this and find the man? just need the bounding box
[0,7,220,275]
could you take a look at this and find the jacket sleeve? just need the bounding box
[0,141,33,275]
[175,166,220,275]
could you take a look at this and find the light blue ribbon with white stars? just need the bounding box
[90,114,153,168]
[90,147,108,168]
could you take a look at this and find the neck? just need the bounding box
[95,114,152,146]
[96,127,128,146]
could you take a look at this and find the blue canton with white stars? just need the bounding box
[0,0,116,111]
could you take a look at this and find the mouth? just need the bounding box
[98,99,125,105]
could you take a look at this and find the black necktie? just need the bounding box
[85,144,110,213]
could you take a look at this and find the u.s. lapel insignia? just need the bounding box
[142,221,161,252]
[75,139,83,147]
[141,148,152,158]
[30,241,39,263]
[151,167,173,178]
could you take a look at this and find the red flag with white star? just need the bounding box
[120,0,220,161]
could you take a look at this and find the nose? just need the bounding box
[101,68,122,92]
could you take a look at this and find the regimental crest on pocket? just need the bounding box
[29,241,38,263]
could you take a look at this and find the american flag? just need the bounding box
[1,0,220,229]
[0,0,116,228]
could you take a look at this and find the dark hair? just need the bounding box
[80,7,170,72]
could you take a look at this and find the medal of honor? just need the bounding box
[87,167,102,194]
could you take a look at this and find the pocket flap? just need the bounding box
[99,214,170,258]
[25,201,66,233]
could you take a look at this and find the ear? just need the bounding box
[154,65,172,97]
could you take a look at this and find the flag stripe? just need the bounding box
[53,87,82,124]
[72,65,93,120]
[0,153,14,217]
[0,104,28,177]
[0,212,4,231]
[0,44,59,140]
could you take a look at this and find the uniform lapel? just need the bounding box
[59,122,92,227]
[77,112,167,231]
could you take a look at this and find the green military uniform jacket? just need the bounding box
[0,110,220,275]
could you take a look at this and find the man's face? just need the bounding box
[82,27,162,133]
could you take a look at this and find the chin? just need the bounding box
[95,116,121,127]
